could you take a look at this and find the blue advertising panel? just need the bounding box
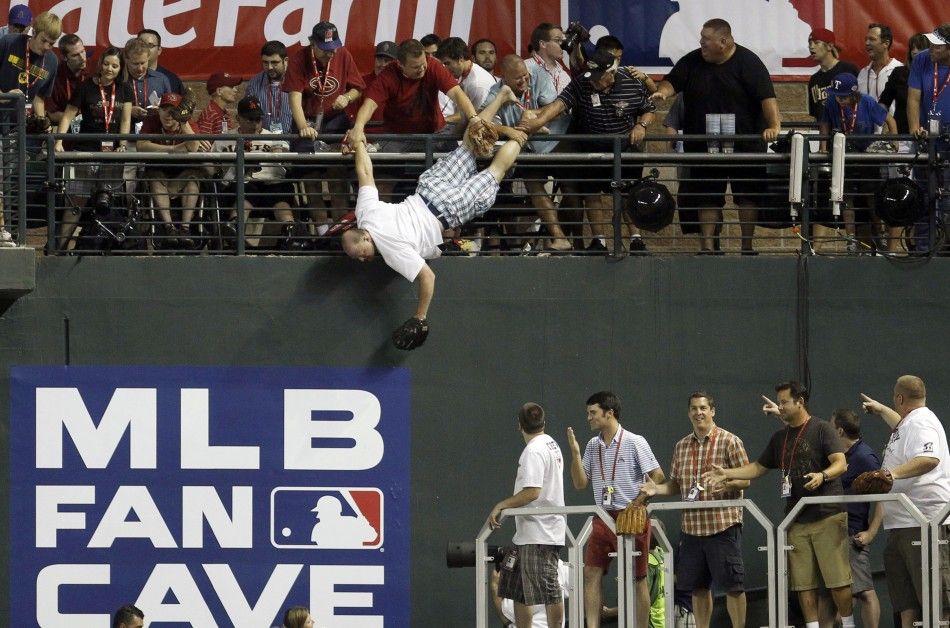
[10,366,411,627]
[568,0,824,75]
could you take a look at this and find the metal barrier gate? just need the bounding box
[777,494,929,628]
[647,498,777,628]
[475,505,641,627]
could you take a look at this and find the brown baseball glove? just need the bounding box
[851,469,893,494]
[615,494,649,536]
[466,118,498,158]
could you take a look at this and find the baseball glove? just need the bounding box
[615,494,649,536]
[466,118,498,158]
[391,317,429,350]
[25,113,51,134]
[851,469,893,494]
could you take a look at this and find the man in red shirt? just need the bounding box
[46,34,87,127]
[350,38,478,151]
[283,20,364,145]
[193,72,241,135]
[283,21,365,229]
[346,41,396,135]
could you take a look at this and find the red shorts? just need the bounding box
[584,511,651,578]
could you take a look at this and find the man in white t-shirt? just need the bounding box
[488,402,566,628]
[856,375,950,628]
[340,86,525,348]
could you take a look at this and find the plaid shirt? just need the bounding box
[669,426,748,536]
[415,145,499,227]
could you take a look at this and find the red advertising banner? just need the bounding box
[3,0,943,81]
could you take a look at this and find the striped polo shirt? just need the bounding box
[582,427,660,510]
[557,67,655,136]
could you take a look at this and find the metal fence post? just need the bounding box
[776,494,929,628]
[929,502,950,626]
[648,499,776,628]
[476,505,632,627]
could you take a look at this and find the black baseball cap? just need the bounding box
[237,95,263,120]
[582,48,619,81]
[375,41,397,60]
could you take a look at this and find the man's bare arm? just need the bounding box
[414,264,435,320]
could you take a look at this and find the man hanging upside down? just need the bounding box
[341,85,526,350]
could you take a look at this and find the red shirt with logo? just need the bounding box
[282,45,365,119]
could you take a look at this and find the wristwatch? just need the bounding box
[637,121,649,129]
[821,471,829,483]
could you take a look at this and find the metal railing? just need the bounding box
[776,494,929,628]
[484,493,949,627]
[930,501,950,626]
[647,498,777,628]
[0,93,27,246]
[475,505,641,627]
[1,120,946,256]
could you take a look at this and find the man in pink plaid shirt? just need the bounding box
[641,391,750,628]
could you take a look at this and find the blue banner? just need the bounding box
[10,366,411,627]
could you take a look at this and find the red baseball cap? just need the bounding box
[206,72,242,95]
[159,93,182,108]
[809,28,836,45]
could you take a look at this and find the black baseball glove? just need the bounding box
[391,317,429,350]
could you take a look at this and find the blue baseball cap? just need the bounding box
[310,21,342,51]
[8,4,33,27]
[827,73,858,97]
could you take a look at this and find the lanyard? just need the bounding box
[267,81,282,120]
[310,47,333,97]
[512,87,532,112]
[932,63,950,112]
[598,427,624,485]
[22,40,46,91]
[780,419,810,474]
[690,428,718,483]
[99,80,117,131]
[838,102,858,133]
[132,76,149,107]
[532,54,562,93]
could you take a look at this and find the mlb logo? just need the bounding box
[271,487,383,550]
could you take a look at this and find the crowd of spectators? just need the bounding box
[0,9,947,256]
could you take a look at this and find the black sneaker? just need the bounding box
[178,224,196,249]
[629,237,648,255]
[160,223,179,249]
[585,239,608,254]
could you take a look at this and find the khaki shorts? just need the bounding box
[788,512,852,591]
[884,526,950,613]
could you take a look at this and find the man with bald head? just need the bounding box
[483,54,572,250]
[858,376,950,627]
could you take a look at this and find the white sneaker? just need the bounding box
[0,228,17,247]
